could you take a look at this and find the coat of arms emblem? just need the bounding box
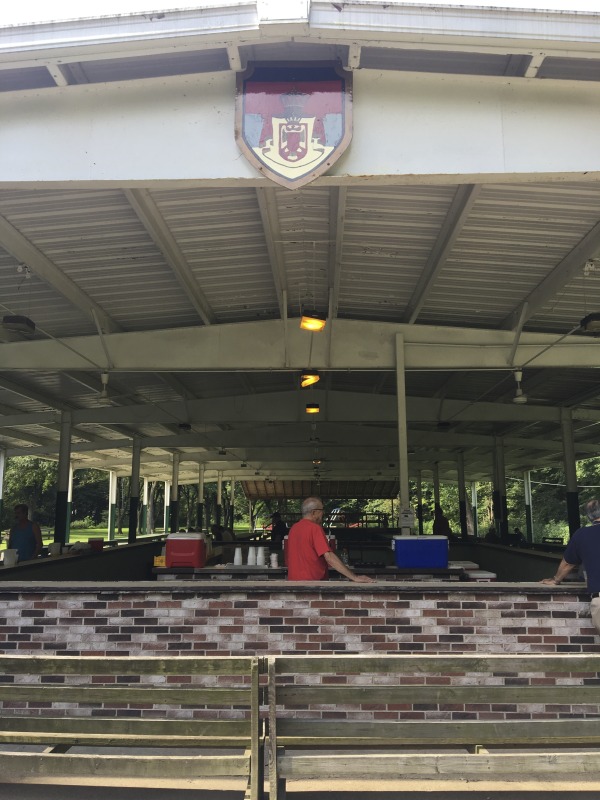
[236,63,353,190]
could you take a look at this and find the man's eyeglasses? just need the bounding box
[312,507,324,512]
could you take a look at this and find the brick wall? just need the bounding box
[1,582,598,721]
[0,583,597,656]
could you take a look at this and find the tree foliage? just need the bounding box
[3,454,600,541]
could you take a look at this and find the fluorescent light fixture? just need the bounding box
[300,310,326,332]
[300,369,320,388]
[305,403,320,414]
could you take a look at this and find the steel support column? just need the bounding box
[561,409,580,536]
[128,436,141,543]
[457,451,468,540]
[54,411,72,545]
[395,334,411,535]
[170,453,180,533]
[471,482,478,539]
[523,470,534,543]
[416,470,424,535]
[197,465,205,531]
[107,470,117,541]
[0,448,5,525]
[494,437,509,542]
[141,477,149,535]
[163,481,171,534]
[216,472,223,528]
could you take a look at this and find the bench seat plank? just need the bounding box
[276,718,600,745]
[0,731,252,747]
[278,751,600,778]
[0,751,251,780]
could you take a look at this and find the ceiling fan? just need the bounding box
[512,369,528,405]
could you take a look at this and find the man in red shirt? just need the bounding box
[287,497,375,583]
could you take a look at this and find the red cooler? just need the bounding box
[166,533,206,568]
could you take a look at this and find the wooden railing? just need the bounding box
[267,653,600,798]
[0,654,263,799]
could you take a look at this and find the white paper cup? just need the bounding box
[48,542,62,556]
[270,553,279,568]
[234,547,243,565]
[3,549,18,568]
[247,548,256,566]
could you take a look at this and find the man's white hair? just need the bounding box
[302,497,323,516]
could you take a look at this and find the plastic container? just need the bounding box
[166,533,206,568]
[89,538,104,552]
[392,535,448,568]
[465,569,497,582]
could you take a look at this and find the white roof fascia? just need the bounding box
[0,3,260,56]
[310,1,600,49]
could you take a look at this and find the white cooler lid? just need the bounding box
[167,533,203,540]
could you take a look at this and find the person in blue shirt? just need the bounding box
[8,504,43,562]
[541,498,600,633]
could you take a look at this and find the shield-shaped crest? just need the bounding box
[236,63,352,190]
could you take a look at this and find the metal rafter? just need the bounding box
[501,219,600,331]
[403,184,481,324]
[255,187,288,317]
[0,213,121,335]
[124,189,216,326]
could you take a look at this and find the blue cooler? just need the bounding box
[392,535,448,568]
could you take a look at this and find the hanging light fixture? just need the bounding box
[300,369,320,388]
[305,403,320,414]
[300,310,327,332]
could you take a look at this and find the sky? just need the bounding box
[1,0,600,27]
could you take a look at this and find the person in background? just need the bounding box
[432,505,452,537]
[541,498,600,633]
[270,511,288,550]
[8,504,43,562]
[287,496,375,583]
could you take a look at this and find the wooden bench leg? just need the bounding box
[244,744,265,800]
[268,746,286,800]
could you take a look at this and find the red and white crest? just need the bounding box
[236,63,353,190]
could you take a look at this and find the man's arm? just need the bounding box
[540,558,576,585]
[32,523,43,557]
[324,550,375,583]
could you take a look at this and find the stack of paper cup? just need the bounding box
[234,547,243,565]
[256,547,266,566]
[247,547,256,566]
[270,553,279,568]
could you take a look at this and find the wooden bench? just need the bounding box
[267,653,600,798]
[0,654,264,799]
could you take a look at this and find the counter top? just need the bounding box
[0,579,589,594]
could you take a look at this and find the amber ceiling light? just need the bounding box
[305,403,320,414]
[300,369,320,388]
[300,310,326,332]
